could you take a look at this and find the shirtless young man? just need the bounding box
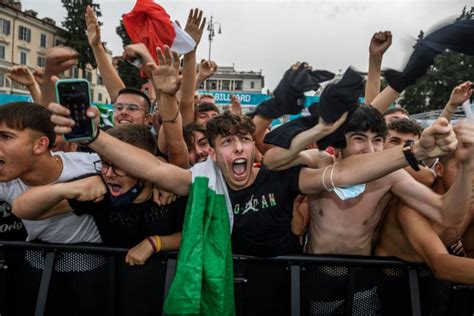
[264,105,474,256]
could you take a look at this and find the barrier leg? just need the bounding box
[34,251,56,316]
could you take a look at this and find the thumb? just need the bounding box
[427,118,451,136]
[146,62,158,72]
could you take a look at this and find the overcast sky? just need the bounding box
[22,0,471,90]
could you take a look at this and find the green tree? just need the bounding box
[61,0,102,77]
[115,19,147,89]
[399,7,474,114]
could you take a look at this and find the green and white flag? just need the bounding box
[164,158,235,316]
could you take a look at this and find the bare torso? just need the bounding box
[307,176,393,256]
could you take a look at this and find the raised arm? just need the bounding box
[299,118,458,195]
[12,175,105,220]
[391,120,474,227]
[439,81,472,121]
[85,5,124,102]
[399,204,474,284]
[365,31,392,104]
[180,9,206,125]
[148,46,189,169]
[264,113,347,170]
[49,102,192,196]
[7,65,42,104]
[196,59,218,90]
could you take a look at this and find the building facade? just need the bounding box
[0,0,111,103]
[199,65,264,93]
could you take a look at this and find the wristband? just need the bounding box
[403,140,420,171]
[146,236,157,252]
[81,127,101,146]
[154,235,162,252]
[161,108,180,124]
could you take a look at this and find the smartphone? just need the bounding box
[55,79,96,142]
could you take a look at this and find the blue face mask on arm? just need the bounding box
[322,164,366,201]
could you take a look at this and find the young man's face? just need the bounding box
[188,130,211,165]
[384,130,419,150]
[113,93,151,126]
[195,110,219,127]
[100,160,139,197]
[340,131,385,158]
[0,123,37,182]
[384,112,409,124]
[211,133,256,190]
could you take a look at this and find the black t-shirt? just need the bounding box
[69,195,187,248]
[228,166,303,257]
[0,200,27,240]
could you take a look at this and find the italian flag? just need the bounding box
[164,158,235,316]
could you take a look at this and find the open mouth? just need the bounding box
[0,159,5,170]
[232,158,247,178]
[107,182,123,197]
[119,119,132,124]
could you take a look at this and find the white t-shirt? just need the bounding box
[0,151,102,243]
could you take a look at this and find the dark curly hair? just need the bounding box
[206,112,256,147]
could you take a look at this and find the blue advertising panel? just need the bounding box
[198,90,270,106]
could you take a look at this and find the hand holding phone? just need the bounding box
[55,79,96,142]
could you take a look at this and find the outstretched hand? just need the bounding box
[197,59,218,81]
[447,81,473,109]
[369,31,392,58]
[44,46,78,76]
[184,8,206,47]
[7,65,36,87]
[146,46,182,96]
[85,5,101,48]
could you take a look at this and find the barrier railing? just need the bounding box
[0,240,473,316]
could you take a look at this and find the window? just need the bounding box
[0,45,5,60]
[98,93,102,102]
[97,74,103,85]
[0,19,11,35]
[37,56,46,67]
[18,26,31,42]
[250,81,255,89]
[222,80,230,90]
[19,50,27,65]
[0,74,4,87]
[208,80,217,90]
[55,39,65,47]
[40,33,47,48]
[235,80,243,91]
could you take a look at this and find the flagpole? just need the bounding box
[207,15,222,60]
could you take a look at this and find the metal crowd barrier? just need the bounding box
[0,240,473,316]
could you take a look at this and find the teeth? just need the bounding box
[234,159,246,164]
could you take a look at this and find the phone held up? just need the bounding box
[55,79,96,142]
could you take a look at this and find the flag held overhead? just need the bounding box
[123,0,196,64]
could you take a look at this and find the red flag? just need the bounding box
[123,0,195,63]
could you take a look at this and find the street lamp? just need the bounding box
[207,15,222,60]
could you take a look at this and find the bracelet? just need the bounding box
[154,235,162,252]
[81,127,101,146]
[146,236,157,252]
[402,140,421,171]
[161,108,180,124]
